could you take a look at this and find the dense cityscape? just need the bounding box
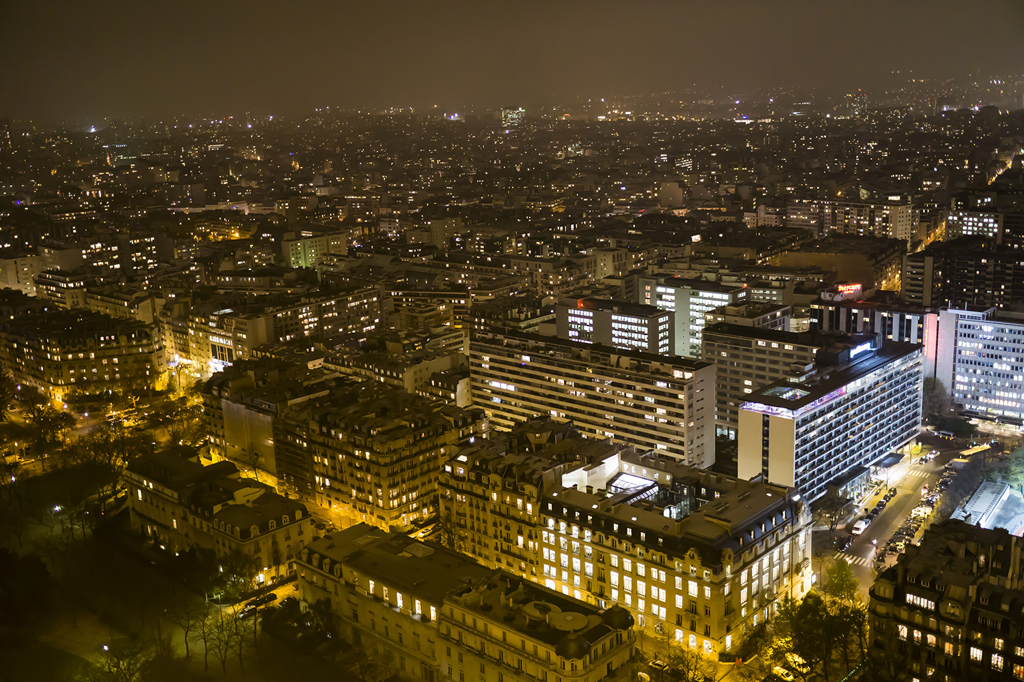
[3,3,1024,682]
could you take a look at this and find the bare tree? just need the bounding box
[193,612,215,672]
[208,614,234,675]
[167,600,208,659]
[813,487,852,541]
[664,645,717,682]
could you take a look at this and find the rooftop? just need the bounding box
[739,342,921,414]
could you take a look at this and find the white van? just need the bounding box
[852,519,870,535]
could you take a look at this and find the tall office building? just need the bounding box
[556,297,673,355]
[701,325,875,445]
[639,276,749,358]
[934,307,1024,426]
[0,118,11,151]
[738,342,924,501]
[439,429,813,658]
[469,331,714,466]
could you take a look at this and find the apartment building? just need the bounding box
[185,288,383,377]
[737,342,924,501]
[201,357,344,485]
[438,427,812,659]
[296,524,636,682]
[556,297,673,355]
[869,520,1024,682]
[125,452,312,581]
[901,237,1024,311]
[639,275,749,358]
[0,308,165,398]
[469,331,713,467]
[275,383,487,528]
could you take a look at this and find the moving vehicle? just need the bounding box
[852,519,870,535]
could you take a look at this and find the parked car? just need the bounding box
[852,519,870,535]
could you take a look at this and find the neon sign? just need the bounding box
[837,283,862,294]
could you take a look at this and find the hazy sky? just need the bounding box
[2,0,1022,122]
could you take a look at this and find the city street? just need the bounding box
[817,436,969,599]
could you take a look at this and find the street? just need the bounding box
[820,436,968,600]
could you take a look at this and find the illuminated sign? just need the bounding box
[837,283,862,295]
[850,342,873,358]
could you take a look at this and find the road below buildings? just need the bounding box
[817,438,967,600]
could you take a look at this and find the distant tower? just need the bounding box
[0,118,11,151]
[501,107,525,128]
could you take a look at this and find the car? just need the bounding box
[649,660,669,671]
[246,593,278,610]
[852,519,870,535]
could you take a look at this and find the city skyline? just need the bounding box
[2,0,1024,121]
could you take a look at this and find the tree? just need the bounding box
[220,548,261,595]
[812,487,851,541]
[87,638,151,682]
[208,615,234,675]
[435,496,465,552]
[664,646,717,682]
[822,558,860,606]
[193,613,215,672]
[167,601,208,659]
[997,445,1024,496]
[0,363,16,422]
[921,378,953,424]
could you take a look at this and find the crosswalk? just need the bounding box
[905,469,931,479]
[834,551,873,568]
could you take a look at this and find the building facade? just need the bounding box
[556,297,673,355]
[869,520,1024,682]
[469,331,713,467]
[737,342,924,501]
[639,276,749,358]
[296,523,637,682]
[438,431,812,660]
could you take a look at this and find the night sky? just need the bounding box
[2,0,1022,122]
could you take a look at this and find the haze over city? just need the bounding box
[2,0,1024,121]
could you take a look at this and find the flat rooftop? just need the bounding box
[562,297,667,319]
[740,343,921,413]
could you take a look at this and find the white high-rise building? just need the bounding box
[639,276,749,358]
[737,342,924,501]
[934,307,1024,426]
[556,297,673,355]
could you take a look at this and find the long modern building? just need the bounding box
[438,421,813,659]
[296,523,637,682]
[469,331,714,466]
[556,297,673,356]
[737,341,924,501]
[901,237,1024,310]
[701,324,876,445]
